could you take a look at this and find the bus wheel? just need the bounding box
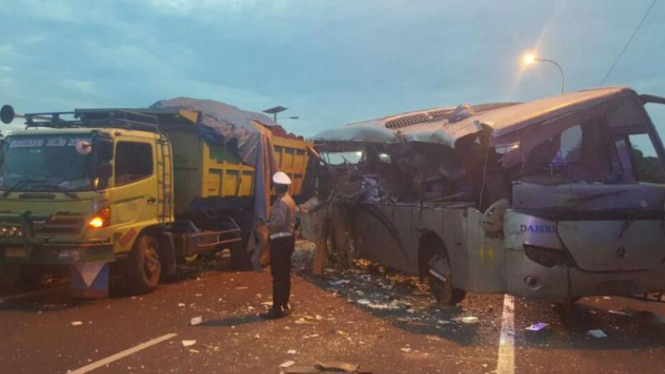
[126,234,162,295]
[428,268,466,306]
[420,235,466,306]
[325,222,336,261]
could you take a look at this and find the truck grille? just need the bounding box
[36,215,85,235]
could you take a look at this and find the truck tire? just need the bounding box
[183,254,199,264]
[17,265,50,291]
[231,242,253,270]
[0,265,21,289]
[125,234,162,295]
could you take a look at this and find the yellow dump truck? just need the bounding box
[0,99,311,297]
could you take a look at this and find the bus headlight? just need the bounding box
[524,244,576,268]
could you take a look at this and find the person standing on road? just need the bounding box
[259,171,297,319]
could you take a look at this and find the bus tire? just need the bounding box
[419,233,466,306]
[325,221,336,261]
[125,234,162,295]
[428,271,466,306]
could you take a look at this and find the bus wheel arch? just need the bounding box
[417,230,466,305]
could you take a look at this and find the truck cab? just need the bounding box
[0,111,175,295]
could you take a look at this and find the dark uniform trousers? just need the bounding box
[269,235,296,308]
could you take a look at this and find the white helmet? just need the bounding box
[272,171,292,185]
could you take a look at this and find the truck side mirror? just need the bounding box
[95,138,114,161]
[0,105,15,124]
[92,163,112,190]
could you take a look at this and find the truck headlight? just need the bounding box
[88,207,111,229]
[0,226,22,237]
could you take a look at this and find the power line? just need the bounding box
[599,0,659,86]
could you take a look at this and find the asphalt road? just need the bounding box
[1,242,665,374]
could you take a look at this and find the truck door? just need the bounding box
[111,139,159,253]
[512,95,665,272]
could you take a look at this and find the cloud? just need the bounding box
[1,0,664,138]
[17,0,79,22]
[60,80,98,95]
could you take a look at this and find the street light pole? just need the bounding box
[522,53,566,95]
[535,58,565,95]
[263,106,289,122]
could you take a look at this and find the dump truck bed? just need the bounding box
[159,115,310,215]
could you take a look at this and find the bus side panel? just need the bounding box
[415,206,506,293]
[456,208,506,293]
[350,204,415,275]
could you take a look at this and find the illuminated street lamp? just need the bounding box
[522,53,565,94]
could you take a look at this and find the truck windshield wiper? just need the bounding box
[1,178,46,198]
[29,184,79,199]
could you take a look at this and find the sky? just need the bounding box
[0,0,664,138]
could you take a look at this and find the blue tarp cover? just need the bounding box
[150,97,277,220]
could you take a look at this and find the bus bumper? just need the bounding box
[505,249,665,300]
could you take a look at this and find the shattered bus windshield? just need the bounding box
[321,150,364,165]
[0,135,94,191]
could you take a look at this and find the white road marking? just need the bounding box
[67,333,177,374]
[496,294,515,374]
[0,288,57,303]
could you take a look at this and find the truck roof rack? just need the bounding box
[22,108,163,132]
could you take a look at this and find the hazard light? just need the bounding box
[88,207,111,229]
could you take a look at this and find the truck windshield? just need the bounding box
[0,135,95,192]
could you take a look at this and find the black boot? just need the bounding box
[260,282,287,319]
[281,281,292,316]
[259,306,285,319]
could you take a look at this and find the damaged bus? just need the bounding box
[308,87,665,305]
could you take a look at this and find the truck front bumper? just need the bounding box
[0,240,114,265]
[504,248,665,300]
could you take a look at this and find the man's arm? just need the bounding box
[267,201,287,233]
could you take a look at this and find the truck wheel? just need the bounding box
[125,234,162,295]
[231,242,253,270]
[0,265,21,289]
[17,265,51,291]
